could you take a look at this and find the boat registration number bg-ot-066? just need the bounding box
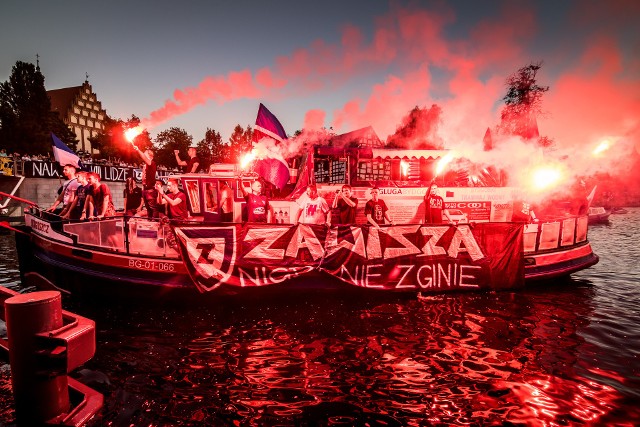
[128,259,176,272]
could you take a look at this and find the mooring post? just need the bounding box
[5,291,70,423]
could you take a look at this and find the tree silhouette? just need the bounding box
[196,128,226,169]
[227,124,253,163]
[90,115,152,163]
[154,127,193,168]
[499,62,549,143]
[0,61,76,154]
[386,105,443,149]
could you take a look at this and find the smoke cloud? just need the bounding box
[140,1,638,197]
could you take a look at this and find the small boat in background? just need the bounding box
[588,206,611,224]
[610,207,628,214]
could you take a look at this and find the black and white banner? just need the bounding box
[22,160,173,183]
[175,223,525,293]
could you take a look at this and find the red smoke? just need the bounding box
[303,109,325,131]
[141,1,638,164]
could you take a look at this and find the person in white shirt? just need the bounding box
[295,184,331,226]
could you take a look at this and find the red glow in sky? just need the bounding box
[3,1,637,161]
[137,1,638,164]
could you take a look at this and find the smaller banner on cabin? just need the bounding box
[174,223,524,293]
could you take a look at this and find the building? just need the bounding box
[329,126,383,148]
[47,79,107,153]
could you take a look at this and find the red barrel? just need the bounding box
[5,291,70,423]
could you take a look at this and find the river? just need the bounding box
[1,210,639,426]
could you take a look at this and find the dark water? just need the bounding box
[1,210,639,426]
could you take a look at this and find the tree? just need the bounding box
[227,124,253,163]
[386,105,443,149]
[196,128,226,169]
[90,115,152,163]
[154,127,193,169]
[0,61,76,154]
[499,62,549,142]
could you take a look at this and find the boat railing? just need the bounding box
[523,215,589,254]
[31,208,589,258]
[54,214,180,259]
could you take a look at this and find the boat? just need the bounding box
[12,153,599,301]
[588,206,611,224]
[610,206,628,215]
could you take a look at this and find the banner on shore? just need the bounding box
[175,223,524,293]
[21,160,174,183]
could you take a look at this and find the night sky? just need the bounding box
[1,0,638,162]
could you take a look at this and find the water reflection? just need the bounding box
[1,209,640,426]
[56,281,634,426]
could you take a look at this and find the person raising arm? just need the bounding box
[174,147,200,173]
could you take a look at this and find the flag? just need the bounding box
[586,185,597,208]
[253,158,290,190]
[251,104,290,189]
[51,133,83,169]
[253,103,287,143]
[288,148,315,200]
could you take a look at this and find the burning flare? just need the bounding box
[592,139,611,156]
[125,126,144,143]
[435,152,455,177]
[531,166,563,191]
[240,151,256,169]
[400,160,410,177]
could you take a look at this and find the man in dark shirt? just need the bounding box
[424,185,451,224]
[174,147,200,173]
[62,171,89,220]
[156,178,189,220]
[512,200,537,223]
[332,184,358,224]
[239,179,272,223]
[365,186,394,228]
[134,146,158,218]
[123,177,143,216]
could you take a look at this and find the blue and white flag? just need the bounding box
[51,133,82,169]
[252,104,290,189]
[253,103,287,143]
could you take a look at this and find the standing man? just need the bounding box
[174,147,200,173]
[365,186,394,228]
[424,185,452,224]
[332,184,358,225]
[512,200,537,223]
[156,178,189,220]
[47,164,79,216]
[220,181,234,222]
[295,184,331,226]
[62,171,90,220]
[123,176,143,217]
[133,146,158,219]
[239,179,272,223]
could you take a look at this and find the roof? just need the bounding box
[330,126,383,148]
[370,149,449,160]
[47,86,82,117]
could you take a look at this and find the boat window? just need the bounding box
[561,218,577,246]
[539,222,561,251]
[314,159,347,184]
[184,179,201,214]
[357,159,391,181]
[204,182,218,213]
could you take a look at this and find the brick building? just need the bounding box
[47,79,107,153]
